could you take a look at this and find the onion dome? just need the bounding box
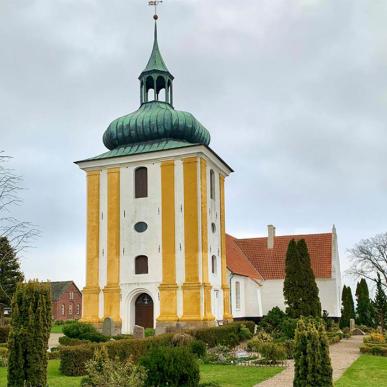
[102,21,211,152]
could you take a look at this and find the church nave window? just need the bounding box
[235,281,241,311]
[135,255,148,274]
[135,167,148,198]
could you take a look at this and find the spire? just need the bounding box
[141,21,171,75]
[139,12,174,106]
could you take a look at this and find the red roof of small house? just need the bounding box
[226,234,263,281]
[227,233,332,280]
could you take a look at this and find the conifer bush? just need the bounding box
[293,318,333,387]
[7,281,52,387]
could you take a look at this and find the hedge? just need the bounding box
[360,344,387,357]
[190,321,255,348]
[58,336,91,346]
[0,326,10,343]
[60,335,174,376]
[59,322,254,376]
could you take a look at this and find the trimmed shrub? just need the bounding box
[259,307,286,336]
[59,344,96,376]
[0,327,10,343]
[112,334,133,341]
[364,332,385,344]
[62,322,108,343]
[48,351,60,360]
[140,346,200,387]
[59,336,91,346]
[191,321,254,348]
[190,340,207,359]
[360,344,387,356]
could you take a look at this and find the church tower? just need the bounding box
[76,15,233,334]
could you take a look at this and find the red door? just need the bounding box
[135,293,154,329]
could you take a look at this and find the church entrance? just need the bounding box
[135,293,154,329]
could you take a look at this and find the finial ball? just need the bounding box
[153,14,158,20]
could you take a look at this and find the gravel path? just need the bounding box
[48,333,63,349]
[255,335,363,387]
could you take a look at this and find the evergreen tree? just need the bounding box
[355,279,373,327]
[0,237,24,306]
[297,239,321,317]
[294,318,333,387]
[340,286,355,329]
[373,273,387,333]
[7,281,52,387]
[283,239,321,318]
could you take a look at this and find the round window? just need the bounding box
[134,222,148,233]
[211,223,216,233]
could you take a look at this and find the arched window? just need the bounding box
[210,169,215,200]
[135,255,148,274]
[135,167,148,198]
[211,255,217,274]
[76,304,80,315]
[61,304,65,315]
[68,304,73,315]
[235,281,241,311]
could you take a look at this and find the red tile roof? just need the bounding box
[226,234,263,281]
[227,233,332,280]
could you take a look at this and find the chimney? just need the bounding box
[267,225,276,249]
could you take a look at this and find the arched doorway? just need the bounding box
[135,293,154,329]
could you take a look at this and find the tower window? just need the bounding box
[135,255,148,274]
[211,223,216,233]
[211,255,217,275]
[210,169,215,200]
[235,281,241,311]
[134,222,148,233]
[135,167,148,198]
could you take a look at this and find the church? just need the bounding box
[76,16,341,334]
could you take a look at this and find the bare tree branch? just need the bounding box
[347,232,387,290]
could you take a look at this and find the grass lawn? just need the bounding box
[0,360,283,387]
[200,364,284,387]
[0,359,83,387]
[335,355,387,387]
[50,325,64,334]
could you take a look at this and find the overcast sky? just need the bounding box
[1,0,386,291]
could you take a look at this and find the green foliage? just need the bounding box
[190,340,207,359]
[373,273,387,333]
[0,347,8,367]
[360,344,387,356]
[260,307,286,335]
[259,308,296,339]
[256,341,287,364]
[356,279,373,327]
[172,333,194,346]
[59,336,91,346]
[0,237,24,307]
[140,346,200,387]
[81,346,147,387]
[144,328,155,337]
[239,323,253,340]
[283,239,321,318]
[190,321,255,348]
[7,281,52,387]
[62,322,109,343]
[340,285,356,329]
[322,310,333,330]
[293,318,333,387]
[0,327,10,343]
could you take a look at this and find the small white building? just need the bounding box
[227,225,342,318]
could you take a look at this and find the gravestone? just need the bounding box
[102,317,114,337]
[349,318,355,331]
[133,325,145,339]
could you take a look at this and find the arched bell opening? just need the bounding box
[156,76,166,102]
[145,76,155,102]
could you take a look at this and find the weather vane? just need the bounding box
[148,1,163,20]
